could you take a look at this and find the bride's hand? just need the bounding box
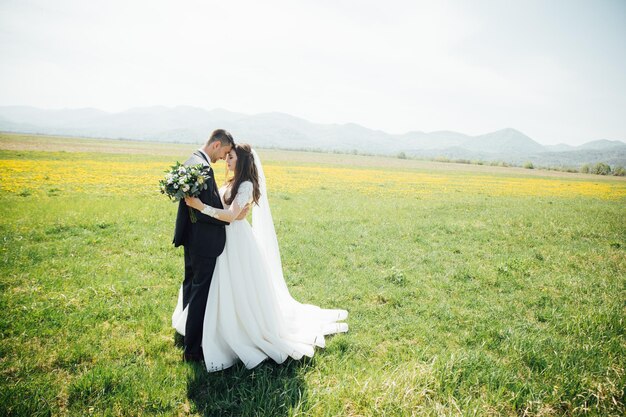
[184,196,204,211]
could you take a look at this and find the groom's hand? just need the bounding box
[236,204,250,220]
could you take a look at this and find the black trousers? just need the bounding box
[183,246,217,357]
[183,246,193,308]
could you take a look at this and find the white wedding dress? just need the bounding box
[172,151,348,372]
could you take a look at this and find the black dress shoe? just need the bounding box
[183,352,204,363]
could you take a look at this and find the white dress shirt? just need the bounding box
[198,148,211,167]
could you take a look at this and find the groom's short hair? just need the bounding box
[207,129,235,148]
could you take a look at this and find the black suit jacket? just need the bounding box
[172,151,229,258]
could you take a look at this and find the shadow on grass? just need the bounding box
[174,331,184,349]
[186,357,309,416]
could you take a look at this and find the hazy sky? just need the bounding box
[1,0,625,145]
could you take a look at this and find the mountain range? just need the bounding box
[1,105,625,168]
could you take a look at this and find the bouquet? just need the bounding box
[159,162,211,223]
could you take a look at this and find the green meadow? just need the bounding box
[0,133,624,416]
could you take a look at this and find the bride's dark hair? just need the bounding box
[225,143,261,206]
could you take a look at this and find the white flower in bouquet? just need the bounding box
[159,162,211,223]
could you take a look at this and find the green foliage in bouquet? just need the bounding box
[159,162,211,222]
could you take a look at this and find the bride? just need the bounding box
[172,144,348,372]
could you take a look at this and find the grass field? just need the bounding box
[1,132,625,416]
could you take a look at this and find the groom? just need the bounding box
[173,129,242,362]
